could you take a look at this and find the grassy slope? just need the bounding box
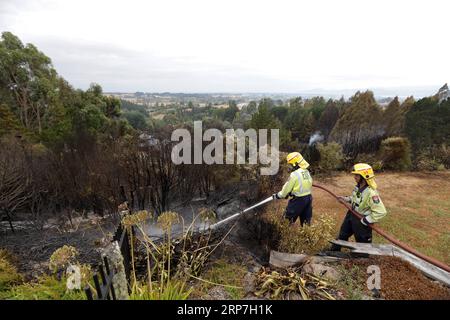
[313,171,450,265]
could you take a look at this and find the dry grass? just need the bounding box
[254,267,337,300]
[261,203,336,255]
[313,171,450,264]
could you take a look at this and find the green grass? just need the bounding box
[427,199,450,210]
[193,259,247,300]
[130,279,193,300]
[403,201,421,209]
[1,248,86,300]
[1,275,86,300]
[374,206,450,264]
[431,208,450,218]
[335,264,366,300]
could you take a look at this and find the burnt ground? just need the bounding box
[0,215,116,279]
[0,184,249,280]
[341,256,450,300]
[1,178,449,299]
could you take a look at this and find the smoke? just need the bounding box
[308,131,324,146]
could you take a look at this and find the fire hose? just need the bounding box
[209,184,450,273]
[207,184,450,273]
[209,196,274,230]
[313,183,450,273]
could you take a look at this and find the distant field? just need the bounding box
[312,171,450,265]
[151,113,165,120]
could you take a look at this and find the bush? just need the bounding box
[316,142,345,171]
[124,210,228,300]
[416,152,446,171]
[379,137,412,171]
[49,245,79,273]
[432,144,450,168]
[265,208,336,255]
[0,249,23,292]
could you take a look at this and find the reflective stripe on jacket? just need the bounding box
[277,168,312,198]
[348,185,387,223]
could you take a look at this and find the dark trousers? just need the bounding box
[331,211,373,251]
[284,194,312,226]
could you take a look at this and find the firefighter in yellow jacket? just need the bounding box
[331,163,387,250]
[273,152,313,226]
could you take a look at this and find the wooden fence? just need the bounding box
[84,224,134,300]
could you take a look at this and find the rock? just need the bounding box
[269,250,309,268]
[251,265,262,273]
[437,83,449,103]
[204,286,232,300]
[242,272,256,294]
[302,263,341,281]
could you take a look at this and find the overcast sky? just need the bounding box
[1,0,449,95]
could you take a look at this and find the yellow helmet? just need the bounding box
[351,163,377,189]
[286,152,309,169]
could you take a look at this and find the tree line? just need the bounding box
[1,32,449,229]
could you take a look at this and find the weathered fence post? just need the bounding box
[101,241,129,300]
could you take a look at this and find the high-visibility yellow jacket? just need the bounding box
[343,186,387,223]
[277,168,313,198]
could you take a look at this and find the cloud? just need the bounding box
[29,36,297,92]
[1,0,449,94]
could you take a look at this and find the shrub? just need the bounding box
[432,144,450,168]
[0,249,23,292]
[49,245,79,273]
[265,208,336,255]
[416,152,446,171]
[127,211,226,300]
[379,137,412,171]
[316,142,345,171]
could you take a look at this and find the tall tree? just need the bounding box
[0,32,58,134]
[317,99,340,140]
[382,96,413,137]
[405,97,450,155]
[329,91,384,156]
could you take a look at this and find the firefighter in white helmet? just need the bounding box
[331,163,387,251]
[272,152,313,226]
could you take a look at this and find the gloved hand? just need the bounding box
[272,193,281,200]
[360,216,372,226]
[338,196,350,203]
